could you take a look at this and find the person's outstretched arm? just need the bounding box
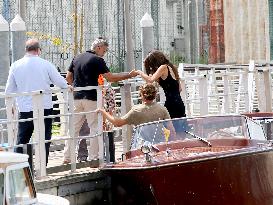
[103,70,138,82]
[47,63,68,88]
[137,65,166,83]
[96,108,127,127]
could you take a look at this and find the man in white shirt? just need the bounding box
[5,38,68,165]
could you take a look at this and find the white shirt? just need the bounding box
[5,54,68,112]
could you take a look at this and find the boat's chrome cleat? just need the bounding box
[141,143,152,162]
[165,148,171,157]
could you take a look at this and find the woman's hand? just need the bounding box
[136,70,144,76]
[96,108,106,117]
[129,69,138,78]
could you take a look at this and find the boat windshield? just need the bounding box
[7,166,36,205]
[131,115,265,150]
[0,170,3,205]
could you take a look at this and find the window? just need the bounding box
[6,164,36,205]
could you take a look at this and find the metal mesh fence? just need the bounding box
[0,0,201,72]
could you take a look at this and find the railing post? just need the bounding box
[180,78,188,116]
[255,70,265,112]
[223,72,230,114]
[263,65,272,112]
[255,65,272,112]
[239,68,249,113]
[97,86,104,166]
[178,63,189,116]
[67,90,77,172]
[5,97,16,151]
[199,75,208,116]
[158,87,166,105]
[178,63,184,78]
[227,67,236,113]
[103,132,110,163]
[211,67,221,113]
[59,89,68,136]
[120,83,132,153]
[245,60,255,112]
[32,91,46,178]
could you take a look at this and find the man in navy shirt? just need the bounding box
[64,37,138,163]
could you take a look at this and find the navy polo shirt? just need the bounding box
[68,50,110,100]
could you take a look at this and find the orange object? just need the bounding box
[98,74,104,85]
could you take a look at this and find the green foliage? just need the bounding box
[108,65,123,87]
[52,123,60,136]
[169,53,186,66]
[109,65,123,73]
[198,52,209,64]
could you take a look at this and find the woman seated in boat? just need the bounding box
[97,83,177,146]
[96,83,171,127]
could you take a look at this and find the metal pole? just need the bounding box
[140,13,154,72]
[120,83,132,152]
[97,0,103,36]
[151,0,159,49]
[195,0,200,62]
[184,1,191,63]
[10,14,26,63]
[73,0,78,56]
[18,0,26,21]
[124,0,135,71]
[2,0,10,21]
[97,86,104,166]
[117,0,123,71]
[0,15,9,118]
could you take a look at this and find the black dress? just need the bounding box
[158,66,186,119]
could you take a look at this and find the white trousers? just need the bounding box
[64,99,98,160]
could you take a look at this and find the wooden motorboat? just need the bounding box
[102,115,273,205]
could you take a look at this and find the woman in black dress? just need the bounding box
[137,50,186,119]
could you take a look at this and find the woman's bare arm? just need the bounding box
[96,108,127,127]
[179,79,183,92]
[137,65,167,83]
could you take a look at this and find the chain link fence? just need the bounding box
[1,0,199,72]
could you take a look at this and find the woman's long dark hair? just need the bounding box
[144,50,180,80]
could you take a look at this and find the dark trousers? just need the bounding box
[16,108,53,165]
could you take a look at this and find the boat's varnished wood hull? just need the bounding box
[107,149,273,205]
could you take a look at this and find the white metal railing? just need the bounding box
[0,61,272,178]
[0,86,104,178]
[178,60,273,116]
